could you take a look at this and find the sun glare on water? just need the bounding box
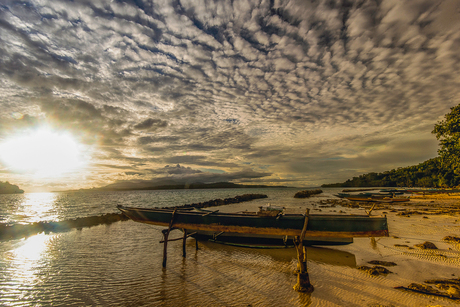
[0,128,86,178]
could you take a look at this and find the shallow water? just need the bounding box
[0,221,311,306]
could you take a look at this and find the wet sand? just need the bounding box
[1,193,460,306]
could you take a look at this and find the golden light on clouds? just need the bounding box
[0,128,87,178]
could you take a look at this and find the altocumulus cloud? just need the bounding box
[0,0,459,191]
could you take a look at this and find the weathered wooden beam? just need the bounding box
[366,204,376,216]
[162,229,169,268]
[182,229,187,257]
[159,231,197,243]
[293,209,314,293]
[162,209,177,268]
[202,210,219,216]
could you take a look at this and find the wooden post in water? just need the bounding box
[182,229,187,257]
[293,209,314,293]
[162,229,169,268]
[162,209,177,268]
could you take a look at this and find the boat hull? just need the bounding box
[192,230,354,246]
[345,197,410,203]
[118,206,389,240]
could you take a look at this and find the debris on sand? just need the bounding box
[414,241,438,249]
[368,260,397,267]
[358,265,392,276]
[396,278,460,300]
[426,278,460,299]
[394,244,410,248]
[397,210,423,217]
[443,236,460,243]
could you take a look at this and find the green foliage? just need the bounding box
[432,104,460,173]
[321,158,459,188]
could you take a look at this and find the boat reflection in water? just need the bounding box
[200,239,357,268]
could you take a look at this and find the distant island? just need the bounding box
[65,181,291,192]
[0,181,24,194]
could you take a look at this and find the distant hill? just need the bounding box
[0,181,24,194]
[66,181,290,192]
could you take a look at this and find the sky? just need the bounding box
[0,0,460,192]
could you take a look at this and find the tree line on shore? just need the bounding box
[323,104,460,188]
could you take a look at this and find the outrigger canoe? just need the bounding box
[345,196,410,203]
[117,205,389,246]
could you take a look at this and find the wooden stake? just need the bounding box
[162,229,169,268]
[162,209,177,268]
[182,229,187,258]
[293,209,314,293]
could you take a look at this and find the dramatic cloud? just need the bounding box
[0,0,459,191]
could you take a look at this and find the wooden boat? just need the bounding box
[117,205,389,246]
[406,188,460,194]
[345,196,410,203]
[380,189,405,194]
[335,192,395,199]
[342,188,376,192]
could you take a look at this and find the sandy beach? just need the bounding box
[213,193,460,306]
[313,193,460,306]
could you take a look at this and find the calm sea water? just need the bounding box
[0,189,456,307]
[3,187,451,307]
[0,187,355,306]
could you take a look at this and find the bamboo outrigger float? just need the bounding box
[117,205,389,292]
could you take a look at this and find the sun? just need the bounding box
[0,128,86,178]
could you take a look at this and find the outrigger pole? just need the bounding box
[159,208,198,267]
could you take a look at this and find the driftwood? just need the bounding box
[395,283,460,300]
[293,209,314,293]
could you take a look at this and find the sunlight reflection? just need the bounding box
[14,233,49,262]
[17,193,58,224]
[5,233,51,288]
